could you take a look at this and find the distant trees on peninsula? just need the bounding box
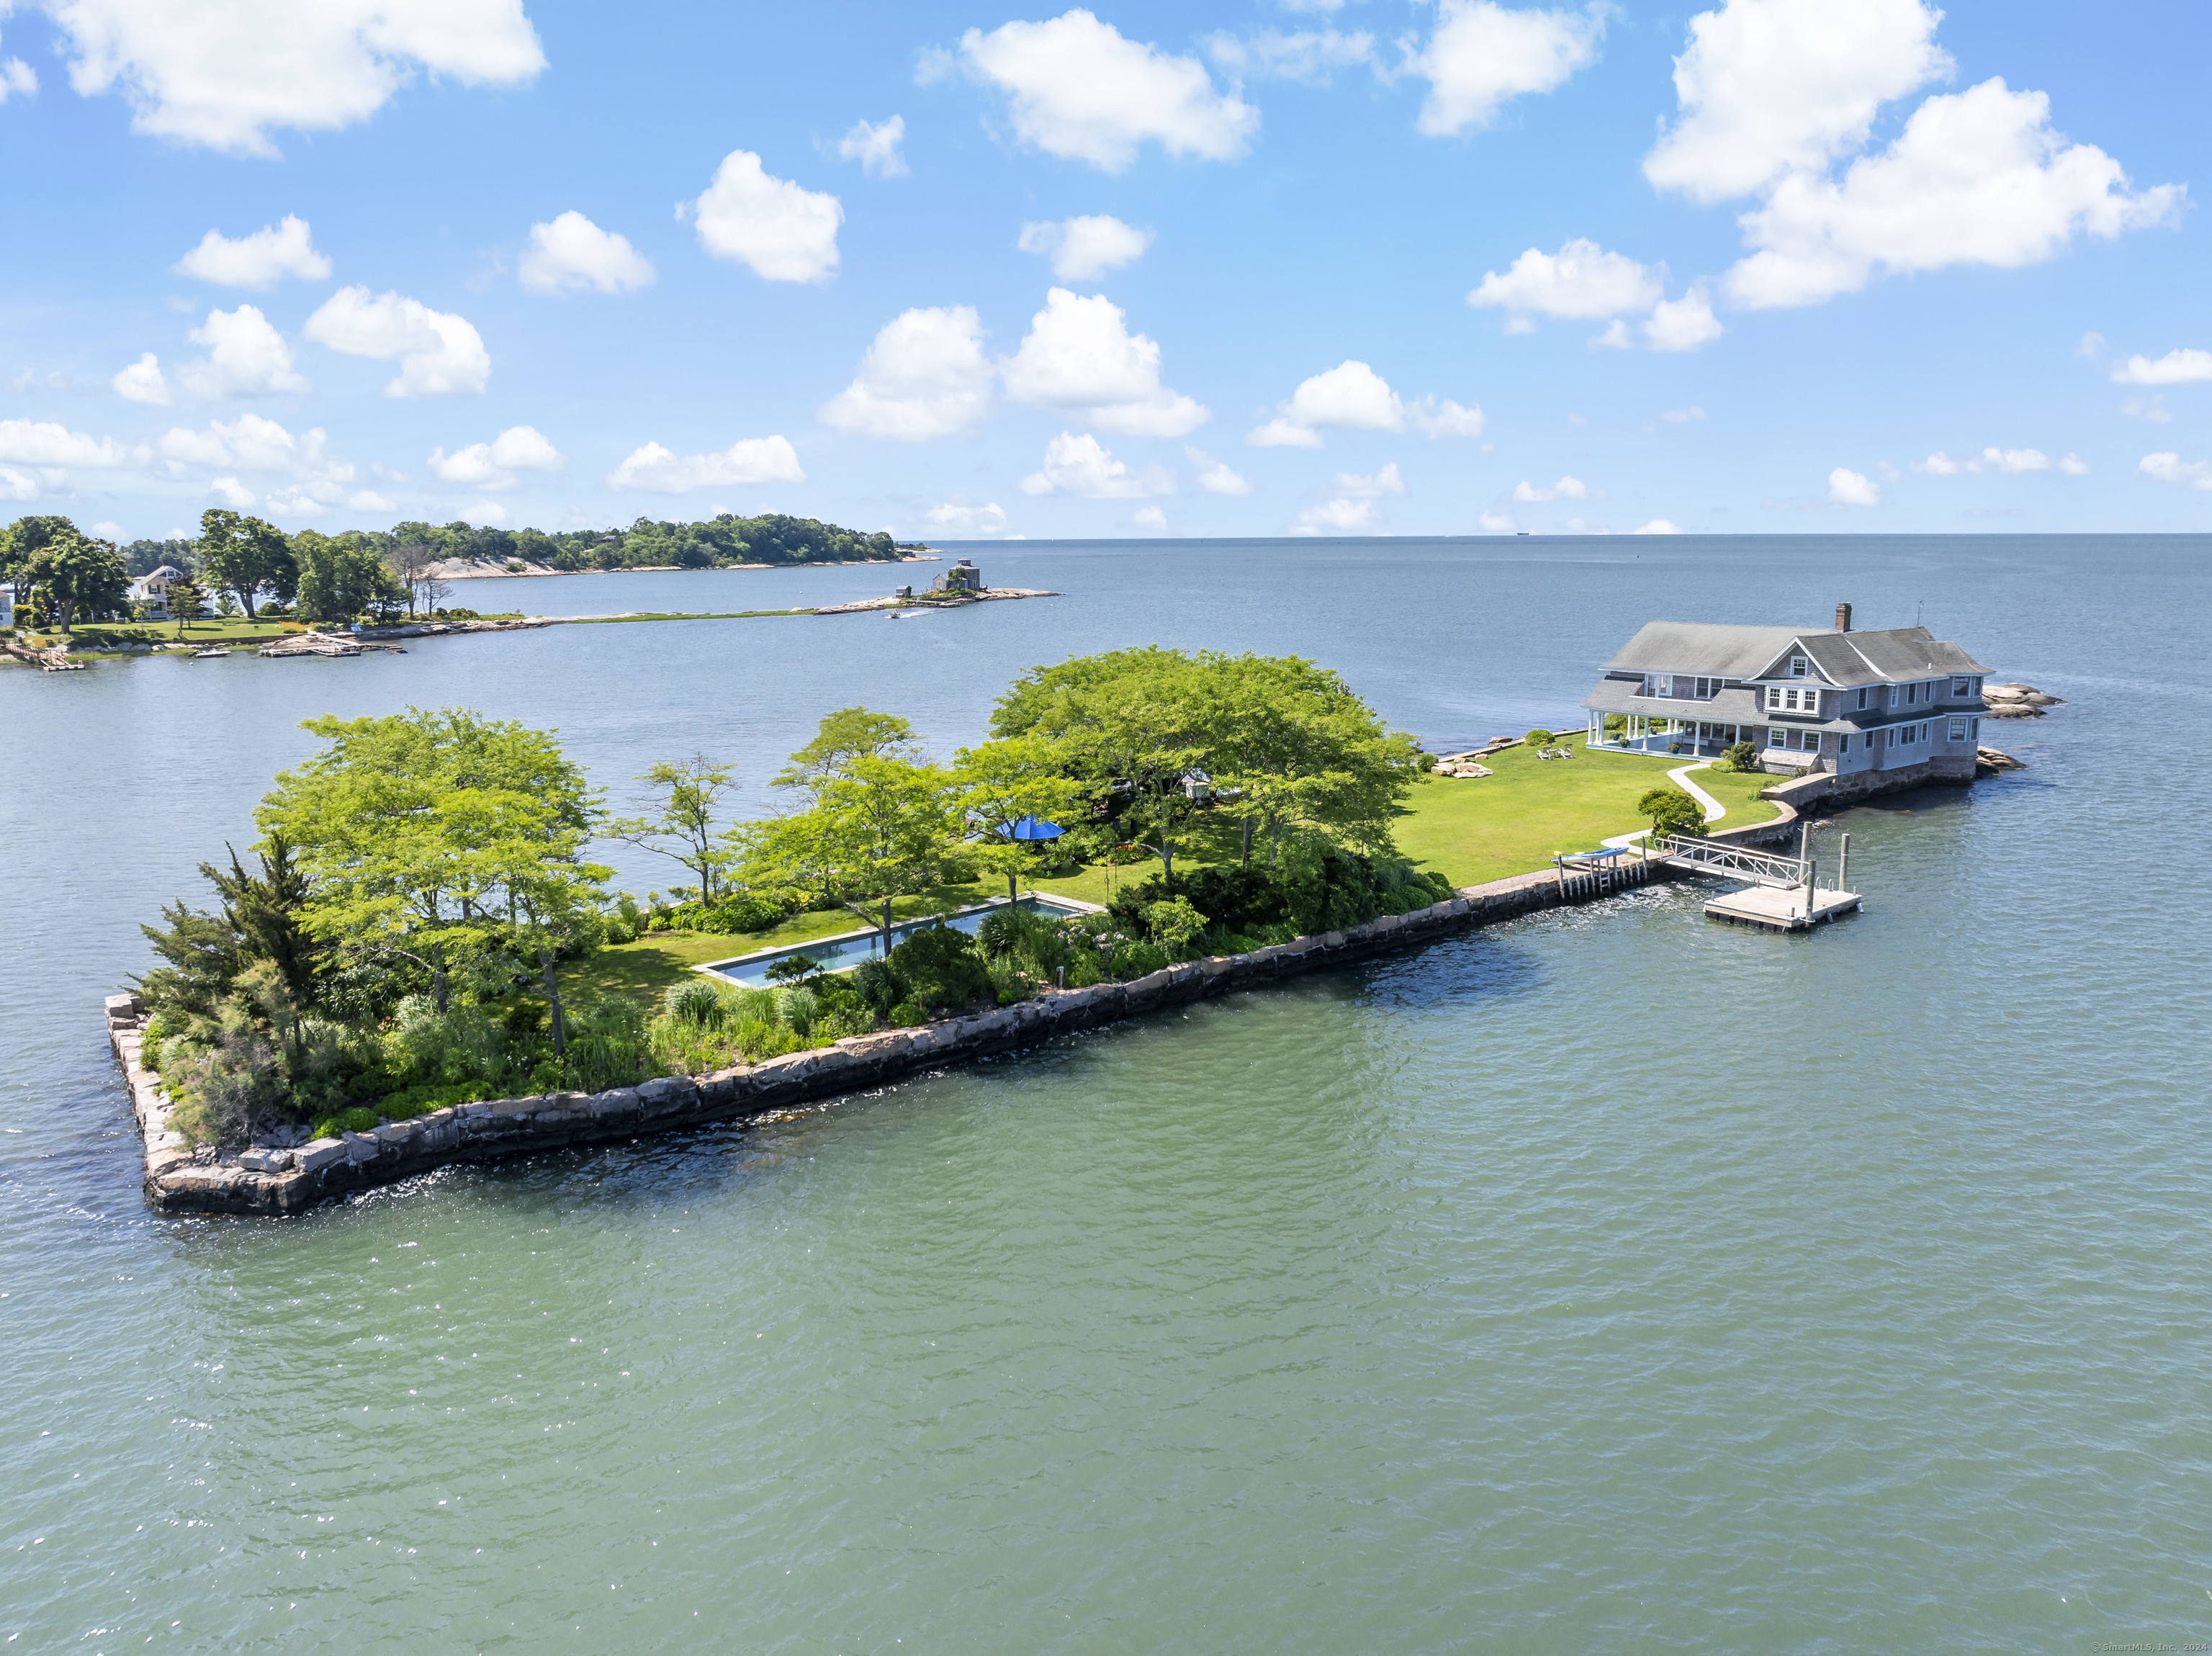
[3,508,914,632]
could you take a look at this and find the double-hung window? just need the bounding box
[1948,716,1968,740]
[1768,726,1785,748]
[1790,655,1808,678]
[1856,688,1870,711]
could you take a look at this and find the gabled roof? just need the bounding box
[1604,621,1989,685]
[1603,622,1818,678]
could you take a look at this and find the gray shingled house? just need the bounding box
[1581,603,1991,784]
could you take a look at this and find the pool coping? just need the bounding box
[694,893,1108,986]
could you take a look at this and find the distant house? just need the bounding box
[931,558,985,595]
[127,564,184,619]
[1581,603,1992,781]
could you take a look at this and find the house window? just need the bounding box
[1856,688,1869,710]
[1949,716,1967,740]
[1951,677,1971,697]
[1905,682,1918,705]
[1790,655,1807,677]
[1969,716,1980,740]
[1768,727,1785,747]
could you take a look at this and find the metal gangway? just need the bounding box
[1646,834,1808,888]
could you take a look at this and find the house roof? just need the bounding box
[1602,621,1989,685]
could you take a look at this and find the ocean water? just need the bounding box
[3,535,2208,1652]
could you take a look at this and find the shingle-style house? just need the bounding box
[1581,603,1992,783]
[126,564,184,619]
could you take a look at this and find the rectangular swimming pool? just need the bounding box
[696,894,1104,989]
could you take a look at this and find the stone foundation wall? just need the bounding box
[1763,755,1975,810]
[111,860,1675,1219]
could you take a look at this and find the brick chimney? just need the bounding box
[1835,601,1853,632]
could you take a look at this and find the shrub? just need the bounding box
[777,987,819,1036]
[1637,786,1707,839]
[1526,727,1555,747]
[851,958,907,1017]
[886,924,991,1012]
[1722,739,1758,773]
[1065,952,1105,989]
[810,1004,873,1045]
[1141,896,1209,958]
[562,998,648,1092]
[661,978,724,1026]
[1111,941,1169,978]
[1113,864,1286,935]
[310,1104,384,1139]
[888,1001,927,1027]
[765,953,821,985]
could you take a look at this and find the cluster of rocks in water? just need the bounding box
[1431,734,1523,778]
[1980,682,2062,719]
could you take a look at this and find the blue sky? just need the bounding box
[1,0,2206,541]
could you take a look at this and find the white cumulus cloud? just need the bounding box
[427,426,562,489]
[1634,519,1683,534]
[2139,453,2212,491]
[0,27,32,102]
[1644,285,1725,352]
[1644,0,1951,203]
[1478,509,1516,532]
[1470,238,1662,323]
[2059,453,2089,475]
[1017,215,1153,282]
[112,352,171,406]
[945,9,1257,173]
[1724,79,2181,310]
[0,418,138,467]
[1331,462,1405,497]
[208,476,253,508]
[2112,348,2212,386]
[303,286,490,396]
[1660,405,1708,423]
[925,501,1009,535]
[1248,361,1482,446]
[607,436,805,493]
[1185,447,1254,495]
[1133,504,1167,531]
[1408,1,1603,137]
[1827,467,1880,505]
[174,215,331,287]
[819,305,994,441]
[1914,446,2061,476]
[1514,475,1596,503]
[1203,27,1372,86]
[156,413,351,480]
[1018,431,1173,498]
[1290,498,1385,535]
[518,212,655,295]
[687,150,843,284]
[1002,287,1208,438]
[178,304,309,397]
[41,0,545,156]
[837,115,908,178]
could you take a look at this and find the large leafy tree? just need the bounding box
[606,754,738,903]
[293,531,406,625]
[15,521,130,632]
[739,711,953,950]
[1,515,76,596]
[258,709,605,1012]
[770,707,920,801]
[951,736,1087,901]
[992,647,1421,883]
[196,508,296,618]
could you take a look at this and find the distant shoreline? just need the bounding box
[436,553,943,580]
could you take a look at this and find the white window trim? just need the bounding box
[1790,655,1808,678]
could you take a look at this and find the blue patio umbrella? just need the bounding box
[1004,815,1064,841]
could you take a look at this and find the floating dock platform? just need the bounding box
[1704,884,1861,932]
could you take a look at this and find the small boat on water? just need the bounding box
[191,647,230,659]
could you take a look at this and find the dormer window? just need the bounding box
[1790,655,1808,677]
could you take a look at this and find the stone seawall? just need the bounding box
[110,860,1675,1219]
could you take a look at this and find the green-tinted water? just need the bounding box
[4,538,2207,1650]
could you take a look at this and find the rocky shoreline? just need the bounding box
[110,857,1696,1218]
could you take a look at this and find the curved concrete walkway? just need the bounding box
[1601,760,1727,851]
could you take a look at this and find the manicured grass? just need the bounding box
[1391,735,1786,888]
[562,881,1005,1007]
[565,741,1786,1007]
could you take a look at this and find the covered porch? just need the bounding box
[1582,710,1748,758]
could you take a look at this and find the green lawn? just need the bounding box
[1391,735,1785,888]
[565,737,1786,1008]
[562,881,1008,1007]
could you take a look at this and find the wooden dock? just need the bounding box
[1704,884,1861,931]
